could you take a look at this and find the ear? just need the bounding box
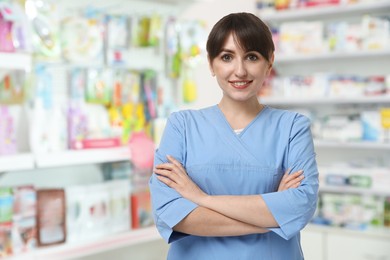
[267,52,275,74]
[269,52,274,69]
[208,55,215,76]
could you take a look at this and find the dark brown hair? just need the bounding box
[206,13,274,63]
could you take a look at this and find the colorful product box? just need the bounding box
[131,190,153,229]
[36,189,66,247]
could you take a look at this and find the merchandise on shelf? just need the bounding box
[107,180,131,233]
[67,67,159,150]
[128,131,155,170]
[279,21,325,54]
[0,187,13,223]
[362,15,390,50]
[36,189,66,247]
[61,13,105,65]
[131,190,153,229]
[0,2,15,52]
[0,187,13,257]
[29,65,68,153]
[320,165,390,193]
[105,14,130,65]
[0,71,26,105]
[0,222,12,258]
[313,192,385,230]
[385,197,390,227]
[64,185,87,244]
[0,1,31,53]
[0,178,136,258]
[25,0,62,61]
[257,0,380,14]
[0,106,17,155]
[102,161,133,181]
[261,72,390,99]
[65,180,130,243]
[271,15,390,56]
[12,185,37,254]
[361,110,383,142]
[130,14,162,48]
[381,108,390,143]
[164,17,182,79]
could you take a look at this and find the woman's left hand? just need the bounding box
[154,155,207,205]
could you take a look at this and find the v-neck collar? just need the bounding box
[213,104,268,137]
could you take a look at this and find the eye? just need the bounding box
[246,54,259,61]
[221,54,232,62]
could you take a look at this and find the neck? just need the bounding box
[218,97,263,117]
[218,98,264,130]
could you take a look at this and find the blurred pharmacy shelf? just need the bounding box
[34,146,131,168]
[302,223,390,259]
[0,52,32,71]
[0,147,131,172]
[0,153,35,172]
[275,49,390,64]
[304,224,390,240]
[6,227,160,260]
[314,140,390,150]
[261,95,390,106]
[320,185,390,197]
[260,0,390,22]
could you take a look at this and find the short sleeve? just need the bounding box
[149,112,198,243]
[261,114,319,240]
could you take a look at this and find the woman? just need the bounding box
[149,12,319,260]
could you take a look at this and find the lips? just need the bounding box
[229,80,252,89]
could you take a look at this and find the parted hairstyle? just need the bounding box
[206,12,275,63]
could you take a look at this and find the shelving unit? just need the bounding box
[259,2,390,260]
[275,49,390,64]
[6,227,160,260]
[0,147,131,172]
[302,224,390,260]
[314,140,390,150]
[304,224,390,240]
[34,147,131,168]
[319,185,390,197]
[0,0,183,258]
[0,153,35,173]
[260,0,390,21]
[0,52,32,71]
[262,95,390,105]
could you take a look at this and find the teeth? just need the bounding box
[233,82,247,86]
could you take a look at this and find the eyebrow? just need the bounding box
[220,48,259,55]
[220,48,235,53]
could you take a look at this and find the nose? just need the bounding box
[234,59,247,78]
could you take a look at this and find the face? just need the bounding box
[209,33,273,103]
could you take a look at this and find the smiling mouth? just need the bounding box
[229,81,252,89]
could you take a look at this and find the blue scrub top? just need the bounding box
[149,105,319,260]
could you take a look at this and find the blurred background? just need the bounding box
[0,0,389,259]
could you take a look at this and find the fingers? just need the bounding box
[154,155,187,186]
[156,174,177,188]
[278,169,304,191]
[285,170,304,182]
[284,170,304,188]
[167,155,181,167]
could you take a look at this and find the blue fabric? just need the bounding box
[149,105,319,260]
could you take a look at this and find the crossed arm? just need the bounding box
[154,155,304,237]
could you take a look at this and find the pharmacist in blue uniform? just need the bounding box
[149,12,319,260]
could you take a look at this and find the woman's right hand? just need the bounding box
[278,169,304,191]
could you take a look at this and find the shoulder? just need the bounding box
[167,106,214,127]
[265,106,311,125]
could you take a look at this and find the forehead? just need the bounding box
[222,33,247,52]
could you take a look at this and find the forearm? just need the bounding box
[196,194,278,228]
[173,206,269,237]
